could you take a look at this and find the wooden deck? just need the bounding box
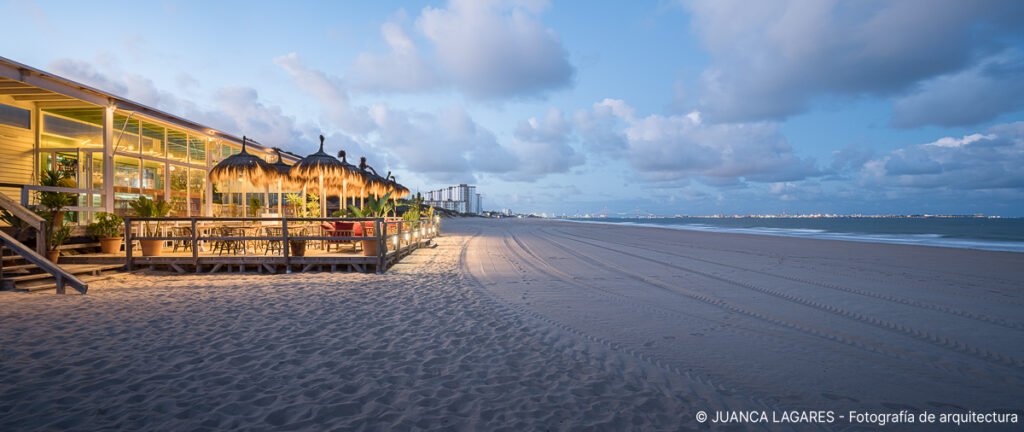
[62,216,440,275]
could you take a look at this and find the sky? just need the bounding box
[2,0,1023,216]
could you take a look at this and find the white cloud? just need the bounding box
[49,57,305,149]
[891,51,1024,127]
[349,21,442,93]
[273,53,375,134]
[681,0,1024,122]
[414,0,574,98]
[578,99,820,184]
[513,108,570,143]
[858,122,1024,190]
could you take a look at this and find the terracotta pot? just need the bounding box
[361,239,378,256]
[360,222,378,256]
[99,237,123,254]
[46,250,60,263]
[289,240,307,257]
[140,239,164,257]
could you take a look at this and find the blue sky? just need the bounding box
[3,0,1023,216]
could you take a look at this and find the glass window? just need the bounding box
[0,103,30,129]
[141,121,165,158]
[113,156,140,216]
[169,164,188,216]
[142,160,166,202]
[113,114,140,154]
[188,135,206,164]
[189,168,207,216]
[41,110,102,149]
[167,129,188,163]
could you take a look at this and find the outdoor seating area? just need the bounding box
[63,216,440,274]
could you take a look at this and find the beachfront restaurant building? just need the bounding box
[0,56,300,226]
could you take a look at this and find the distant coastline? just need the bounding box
[560,216,1024,253]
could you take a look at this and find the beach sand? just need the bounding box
[1,218,1022,430]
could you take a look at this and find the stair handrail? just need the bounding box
[0,191,47,255]
[0,230,87,294]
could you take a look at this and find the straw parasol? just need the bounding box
[209,136,274,186]
[268,148,303,215]
[331,150,364,215]
[357,157,389,208]
[290,135,362,218]
[209,136,274,216]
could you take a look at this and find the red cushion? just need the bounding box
[352,223,363,236]
[334,222,353,231]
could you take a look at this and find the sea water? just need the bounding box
[563,217,1024,253]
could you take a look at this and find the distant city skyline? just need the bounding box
[3,0,1023,215]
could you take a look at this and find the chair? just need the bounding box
[264,226,284,255]
[171,226,193,253]
[324,221,357,252]
[213,227,244,256]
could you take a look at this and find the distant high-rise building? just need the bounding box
[423,184,482,214]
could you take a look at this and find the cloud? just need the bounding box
[208,87,304,149]
[349,21,442,92]
[49,57,306,150]
[514,107,570,143]
[891,51,1024,127]
[414,0,574,98]
[858,122,1024,190]
[273,53,375,134]
[368,105,518,183]
[573,99,632,155]
[579,99,820,183]
[681,0,1024,122]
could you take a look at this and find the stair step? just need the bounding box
[3,264,124,283]
[1,263,38,272]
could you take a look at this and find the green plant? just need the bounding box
[37,169,76,217]
[88,212,124,239]
[128,196,172,236]
[305,193,321,218]
[248,196,263,217]
[348,192,393,218]
[48,221,72,252]
[285,193,305,217]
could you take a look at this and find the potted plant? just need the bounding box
[248,196,263,217]
[348,192,392,256]
[128,196,171,256]
[88,212,124,254]
[37,169,76,227]
[47,222,72,262]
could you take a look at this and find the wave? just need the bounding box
[560,219,1024,253]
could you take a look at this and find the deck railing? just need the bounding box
[122,216,439,274]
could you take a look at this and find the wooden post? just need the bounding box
[396,221,402,256]
[125,217,133,272]
[375,218,383,274]
[191,218,199,270]
[35,221,46,256]
[282,217,291,273]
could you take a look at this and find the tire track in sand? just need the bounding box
[458,229,787,422]
[553,227,1024,332]
[538,228,1024,372]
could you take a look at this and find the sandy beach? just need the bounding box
[2,218,1023,430]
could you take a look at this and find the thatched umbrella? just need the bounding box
[268,148,302,215]
[331,150,364,215]
[209,136,274,216]
[383,171,410,216]
[358,157,389,208]
[290,135,361,218]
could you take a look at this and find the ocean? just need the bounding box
[563,217,1024,253]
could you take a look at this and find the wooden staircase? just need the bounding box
[1,246,121,292]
